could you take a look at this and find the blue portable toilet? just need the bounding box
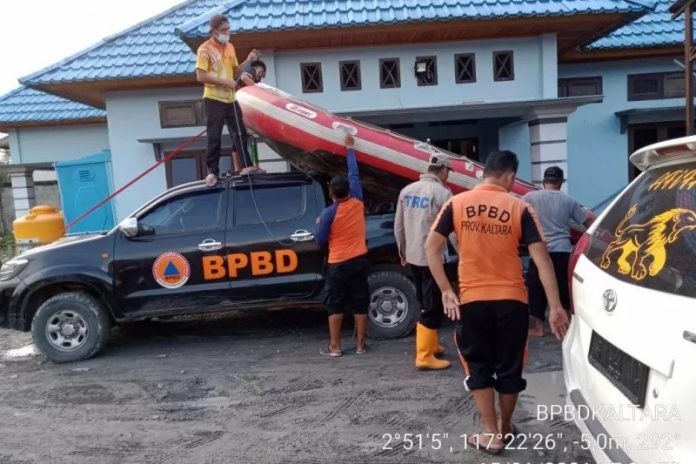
[55,150,116,234]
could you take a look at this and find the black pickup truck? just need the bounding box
[0,173,430,362]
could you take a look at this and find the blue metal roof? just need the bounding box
[20,0,652,87]
[21,0,218,85]
[0,87,105,127]
[177,0,653,38]
[589,0,686,49]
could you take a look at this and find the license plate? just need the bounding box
[588,331,649,408]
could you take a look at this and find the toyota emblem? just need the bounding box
[602,289,617,313]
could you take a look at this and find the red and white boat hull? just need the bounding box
[237,84,538,202]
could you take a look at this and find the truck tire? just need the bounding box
[31,292,112,363]
[367,270,419,339]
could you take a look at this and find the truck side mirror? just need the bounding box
[119,218,139,238]
[119,218,155,238]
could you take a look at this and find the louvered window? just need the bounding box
[78,169,94,182]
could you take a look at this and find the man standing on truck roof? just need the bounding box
[195,13,259,186]
[315,133,368,357]
[425,150,569,455]
[394,155,453,370]
[522,166,594,336]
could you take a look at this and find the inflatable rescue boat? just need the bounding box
[236,84,538,207]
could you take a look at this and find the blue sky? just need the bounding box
[0,0,183,96]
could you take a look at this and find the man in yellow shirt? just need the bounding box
[195,14,259,186]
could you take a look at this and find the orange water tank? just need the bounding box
[13,205,66,244]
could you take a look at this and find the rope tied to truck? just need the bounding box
[66,129,208,230]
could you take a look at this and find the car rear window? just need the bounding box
[586,161,696,298]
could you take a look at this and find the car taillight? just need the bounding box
[568,232,591,313]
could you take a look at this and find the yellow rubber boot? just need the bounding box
[415,323,450,370]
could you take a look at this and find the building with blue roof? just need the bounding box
[590,0,686,50]
[0,87,105,126]
[0,0,689,222]
[176,0,653,37]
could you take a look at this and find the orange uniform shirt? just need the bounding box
[432,184,543,304]
[315,148,367,264]
[326,198,367,264]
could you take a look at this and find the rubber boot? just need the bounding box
[435,342,446,356]
[415,323,450,370]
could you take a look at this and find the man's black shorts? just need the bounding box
[455,300,528,394]
[323,256,369,315]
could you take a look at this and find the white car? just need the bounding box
[564,135,696,464]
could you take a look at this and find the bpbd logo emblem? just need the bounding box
[153,252,191,289]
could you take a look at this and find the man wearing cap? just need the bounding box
[394,155,453,370]
[522,166,594,336]
[315,133,369,357]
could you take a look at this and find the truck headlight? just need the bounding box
[0,258,28,280]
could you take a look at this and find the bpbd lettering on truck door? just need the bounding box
[150,249,300,283]
[201,249,299,279]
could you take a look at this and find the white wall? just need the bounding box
[498,120,531,182]
[560,57,684,210]
[274,36,554,113]
[8,123,109,165]
[105,87,286,219]
[106,87,204,219]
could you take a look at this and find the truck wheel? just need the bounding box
[31,292,111,363]
[367,270,419,339]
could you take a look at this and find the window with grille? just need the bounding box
[164,151,232,188]
[628,72,688,101]
[159,100,206,128]
[455,53,476,84]
[493,51,514,82]
[339,60,361,91]
[415,56,437,86]
[300,63,323,93]
[379,58,400,88]
[558,77,603,97]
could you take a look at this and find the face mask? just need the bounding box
[216,34,229,44]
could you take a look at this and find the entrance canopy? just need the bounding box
[616,106,691,133]
[343,95,603,125]
[345,95,603,187]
